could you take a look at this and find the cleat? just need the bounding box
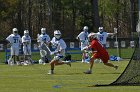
[83,70,92,74]
[114,65,118,70]
[48,70,54,75]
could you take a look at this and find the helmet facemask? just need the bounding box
[88,33,96,42]
[13,28,18,35]
[54,30,61,40]
[98,27,104,33]
[83,26,88,32]
[24,30,29,36]
[41,28,46,35]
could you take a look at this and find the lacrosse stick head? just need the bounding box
[40,50,47,57]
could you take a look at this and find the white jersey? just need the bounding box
[22,35,31,55]
[77,31,89,50]
[51,37,67,56]
[22,35,31,46]
[37,34,50,46]
[96,32,108,45]
[6,34,21,48]
[77,31,89,42]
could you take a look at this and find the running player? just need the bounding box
[83,33,118,74]
[6,28,21,65]
[48,30,71,75]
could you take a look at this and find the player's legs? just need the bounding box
[48,56,71,74]
[101,57,118,69]
[23,46,32,65]
[84,55,95,74]
[43,45,51,62]
[8,47,15,65]
[40,44,48,64]
[15,48,21,65]
[82,51,86,63]
[81,43,87,63]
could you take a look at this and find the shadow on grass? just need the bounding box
[88,84,140,87]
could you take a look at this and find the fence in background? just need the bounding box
[1,37,137,62]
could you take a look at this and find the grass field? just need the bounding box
[0,48,139,92]
[0,60,140,92]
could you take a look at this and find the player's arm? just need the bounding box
[6,35,12,46]
[107,32,117,38]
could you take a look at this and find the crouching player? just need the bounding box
[22,30,32,65]
[6,28,21,65]
[48,30,71,75]
[83,33,118,74]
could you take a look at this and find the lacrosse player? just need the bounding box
[83,33,118,74]
[37,28,51,64]
[48,30,71,75]
[22,30,32,65]
[96,27,116,48]
[6,28,21,65]
[76,26,89,63]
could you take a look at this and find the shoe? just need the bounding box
[83,70,92,74]
[48,70,54,75]
[114,65,118,70]
[66,61,71,67]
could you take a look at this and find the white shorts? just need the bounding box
[23,46,31,55]
[80,42,88,51]
[11,47,20,56]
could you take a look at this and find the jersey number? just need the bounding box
[99,36,103,41]
[42,38,46,41]
[14,38,18,43]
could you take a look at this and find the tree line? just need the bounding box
[0,0,138,40]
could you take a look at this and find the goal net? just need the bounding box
[110,38,140,86]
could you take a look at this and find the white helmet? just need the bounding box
[98,27,103,32]
[83,26,88,32]
[88,32,96,42]
[12,28,18,35]
[54,30,61,39]
[24,30,29,36]
[41,28,46,34]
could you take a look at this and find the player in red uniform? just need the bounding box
[83,32,118,74]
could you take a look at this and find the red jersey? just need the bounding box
[89,39,109,63]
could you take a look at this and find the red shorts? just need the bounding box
[93,52,109,63]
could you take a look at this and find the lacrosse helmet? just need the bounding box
[24,30,29,36]
[98,27,104,32]
[41,28,46,35]
[54,30,61,39]
[83,26,88,32]
[88,32,96,42]
[12,28,18,35]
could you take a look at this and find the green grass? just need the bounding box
[0,48,138,92]
[0,61,140,92]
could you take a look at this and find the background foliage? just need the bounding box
[0,0,138,40]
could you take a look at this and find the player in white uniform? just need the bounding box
[96,27,115,48]
[95,27,116,63]
[48,30,71,75]
[6,28,21,65]
[22,30,32,65]
[37,28,51,64]
[76,26,89,63]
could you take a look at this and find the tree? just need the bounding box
[91,0,101,30]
